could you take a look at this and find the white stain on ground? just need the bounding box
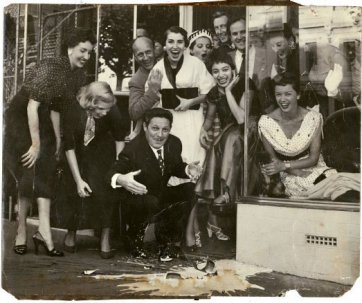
[87,259,272,297]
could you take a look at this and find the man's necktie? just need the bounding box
[239,52,245,76]
[84,113,95,146]
[157,149,165,175]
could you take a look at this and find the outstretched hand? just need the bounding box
[324,63,343,96]
[117,169,148,195]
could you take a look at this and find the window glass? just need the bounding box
[98,5,134,91]
[245,6,360,204]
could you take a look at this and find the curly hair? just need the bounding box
[77,81,115,110]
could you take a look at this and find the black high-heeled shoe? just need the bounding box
[32,231,64,257]
[13,244,27,255]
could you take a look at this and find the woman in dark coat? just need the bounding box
[62,82,127,259]
[4,28,96,256]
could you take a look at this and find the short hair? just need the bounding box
[164,26,189,47]
[212,11,229,23]
[229,17,246,31]
[272,73,300,94]
[77,81,116,109]
[205,49,235,74]
[132,36,154,53]
[143,108,173,127]
[64,27,96,49]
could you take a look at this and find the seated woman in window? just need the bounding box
[194,51,259,240]
[258,73,360,200]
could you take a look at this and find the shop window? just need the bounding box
[243,6,360,208]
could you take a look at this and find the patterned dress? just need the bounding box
[258,110,337,197]
[4,56,87,198]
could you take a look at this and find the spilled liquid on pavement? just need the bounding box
[88,260,272,296]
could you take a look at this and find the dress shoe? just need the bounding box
[32,231,64,257]
[13,244,27,255]
[100,250,115,259]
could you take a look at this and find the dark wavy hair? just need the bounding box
[62,27,96,54]
[272,72,300,94]
[163,26,189,47]
[143,108,173,127]
[205,49,235,74]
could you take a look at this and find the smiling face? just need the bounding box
[165,32,186,66]
[133,37,155,71]
[143,117,171,149]
[274,84,299,113]
[230,20,246,52]
[269,35,290,59]
[90,100,113,119]
[211,62,233,89]
[213,15,229,44]
[190,37,212,62]
[68,41,94,69]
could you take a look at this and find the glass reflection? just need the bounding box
[248,6,361,201]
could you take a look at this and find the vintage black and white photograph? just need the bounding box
[1,0,361,300]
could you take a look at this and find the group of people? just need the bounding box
[5,10,360,261]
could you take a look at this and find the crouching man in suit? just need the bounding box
[109,108,202,261]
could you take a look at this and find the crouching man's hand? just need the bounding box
[114,170,148,195]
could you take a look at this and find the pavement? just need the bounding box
[1,219,353,300]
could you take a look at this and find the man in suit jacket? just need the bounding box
[228,17,267,89]
[109,108,202,260]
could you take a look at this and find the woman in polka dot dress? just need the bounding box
[4,28,96,256]
[258,73,338,198]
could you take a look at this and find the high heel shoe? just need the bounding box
[32,231,64,257]
[13,243,27,255]
[195,232,202,248]
[206,222,229,241]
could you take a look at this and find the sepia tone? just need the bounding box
[2,1,361,299]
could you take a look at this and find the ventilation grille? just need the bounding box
[306,234,337,246]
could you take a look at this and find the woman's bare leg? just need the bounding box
[37,197,54,250]
[100,227,111,252]
[185,204,199,246]
[15,196,31,245]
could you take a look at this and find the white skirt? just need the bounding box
[168,107,206,186]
